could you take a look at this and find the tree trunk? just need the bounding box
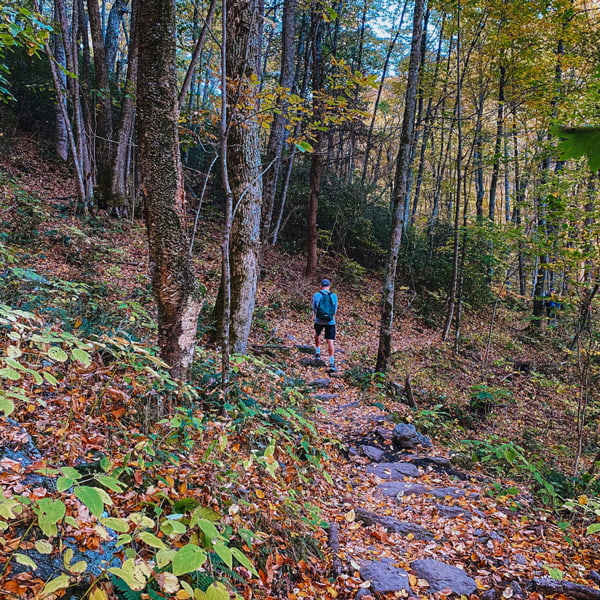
[376,0,425,373]
[111,0,138,211]
[305,6,325,279]
[136,0,202,380]
[223,0,264,354]
[87,0,114,209]
[260,0,297,245]
[104,0,129,75]
[360,8,405,189]
[488,64,506,223]
[51,23,69,161]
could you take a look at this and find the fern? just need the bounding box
[191,571,216,592]
[109,575,143,600]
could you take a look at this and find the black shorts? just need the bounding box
[314,323,336,340]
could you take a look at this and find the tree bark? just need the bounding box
[110,0,138,210]
[104,0,129,75]
[222,0,264,354]
[87,0,114,209]
[136,0,202,380]
[260,0,297,245]
[376,0,425,372]
[305,6,325,279]
[488,64,506,223]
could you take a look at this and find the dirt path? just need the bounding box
[291,355,600,600]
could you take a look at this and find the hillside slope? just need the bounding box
[1,136,599,600]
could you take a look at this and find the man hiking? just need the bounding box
[313,278,338,372]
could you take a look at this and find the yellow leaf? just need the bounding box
[35,540,53,554]
[345,509,355,522]
[579,495,589,505]
[255,489,265,499]
[177,590,192,599]
[90,589,108,600]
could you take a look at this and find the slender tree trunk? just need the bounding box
[360,10,405,189]
[305,6,325,278]
[376,0,425,373]
[488,64,506,223]
[136,0,202,380]
[51,22,69,161]
[412,14,445,220]
[111,0,138,210]
[260,0,297,245]
[87,0,114,209]
[473,92,485,219]
[442,12,464,342]
[178,0,218,109]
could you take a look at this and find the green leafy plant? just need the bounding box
[468,383,513,416]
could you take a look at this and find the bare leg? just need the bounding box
[326,339,335,358]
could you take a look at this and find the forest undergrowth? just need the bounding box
[0,136,599,599]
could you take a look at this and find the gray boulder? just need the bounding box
[359,446,386,462]
[435,504,474,520]
[355,508,434,540]
[367,462,419,480]
[410,558,477,595]
[392,423,432,450]
[378,481,428,498]
[360,559,413,594]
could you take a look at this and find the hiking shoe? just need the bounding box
[329,364,337,372]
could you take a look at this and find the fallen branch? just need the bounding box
[326,522,344,578]
[533,577,600,600]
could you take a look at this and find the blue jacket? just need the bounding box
[313,290,338,324]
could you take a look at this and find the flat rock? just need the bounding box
[375,427,393,442]
[360,559,413,594]
[314,393,339,401]
[355,508,434,540]
[410,558,477,595]
[360,445,386,462]
[400,454,451,467]
[378,481,428,498]
[435,504,474,520]
[392,423,432,450]
[337,401,361,410]
[307,378,330,388]
[427,486,479,499]
[367,462,419,480]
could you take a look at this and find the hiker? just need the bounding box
[545,288,561,327]
[313,278,338,372]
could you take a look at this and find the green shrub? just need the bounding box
[398,223,496,322]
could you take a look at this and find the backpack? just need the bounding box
[316,291,335,321]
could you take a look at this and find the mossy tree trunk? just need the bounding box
[136,0,202,380]
[218,0,264,354]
